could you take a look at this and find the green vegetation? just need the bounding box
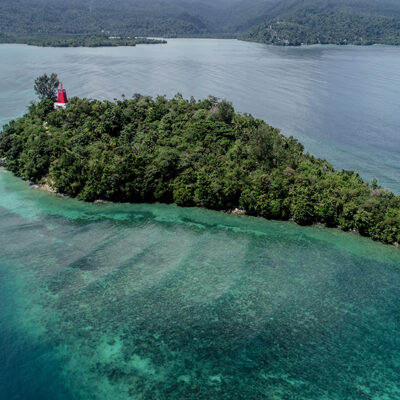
[0,34,166,47]
[1,0,400,46]
[34,74,59,101]
[1,94,399,245]
[0,0,218,39]
[242,4,400,46]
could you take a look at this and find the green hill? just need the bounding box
[1,0,400,45]
[0,0,225,38]
[241,0,400,45]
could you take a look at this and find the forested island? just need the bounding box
[0,34,166,48]
[1,92,399,246]
[1,0,400,47]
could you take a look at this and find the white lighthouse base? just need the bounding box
[54,102,69,110]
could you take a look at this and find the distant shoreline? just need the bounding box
[2,34,399,48]
[0,35,167,48]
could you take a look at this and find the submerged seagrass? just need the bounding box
[1,169,400,399]
[1,96,399,245]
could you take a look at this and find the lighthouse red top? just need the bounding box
[57,82,68,104]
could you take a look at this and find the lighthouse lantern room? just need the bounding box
[54,82,69,110]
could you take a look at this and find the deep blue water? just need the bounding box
[0,260,74,400]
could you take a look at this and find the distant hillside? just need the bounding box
[241,0,400,45]
[217,0,282,33]
[1,0,400,45]
[0,0,229,37]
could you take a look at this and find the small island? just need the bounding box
[0,34,166,48]
[1,77,399,246]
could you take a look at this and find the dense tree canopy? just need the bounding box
[1,95,399,246]
[1,0,400,46]
[242,4,400,45]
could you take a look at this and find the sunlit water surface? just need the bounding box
[1,170,400,399]
[0,40,400,191]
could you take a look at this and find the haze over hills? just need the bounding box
[1,0,400,44]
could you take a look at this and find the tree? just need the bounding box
[216,100,234,124]
[34,73,59,101]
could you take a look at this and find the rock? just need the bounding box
[40,183,57,193]
[30,180,57,193]
[230,208,246,216]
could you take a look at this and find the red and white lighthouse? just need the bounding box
[54,82,69,109]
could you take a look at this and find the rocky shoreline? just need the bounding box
[24,178,399,250]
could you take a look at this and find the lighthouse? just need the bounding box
[54,82,69,110]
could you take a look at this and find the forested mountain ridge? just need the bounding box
[1,0,400,45]
[241,0,400,45]
[0,0,228,37]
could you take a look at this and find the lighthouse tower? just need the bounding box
[54,82,69,110]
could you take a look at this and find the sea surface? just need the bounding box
[1,170,400,399]
[1,40,400,399]
[1,40,400,191]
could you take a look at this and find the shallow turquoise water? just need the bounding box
[1,40,400,191]
[1,169,400,399]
